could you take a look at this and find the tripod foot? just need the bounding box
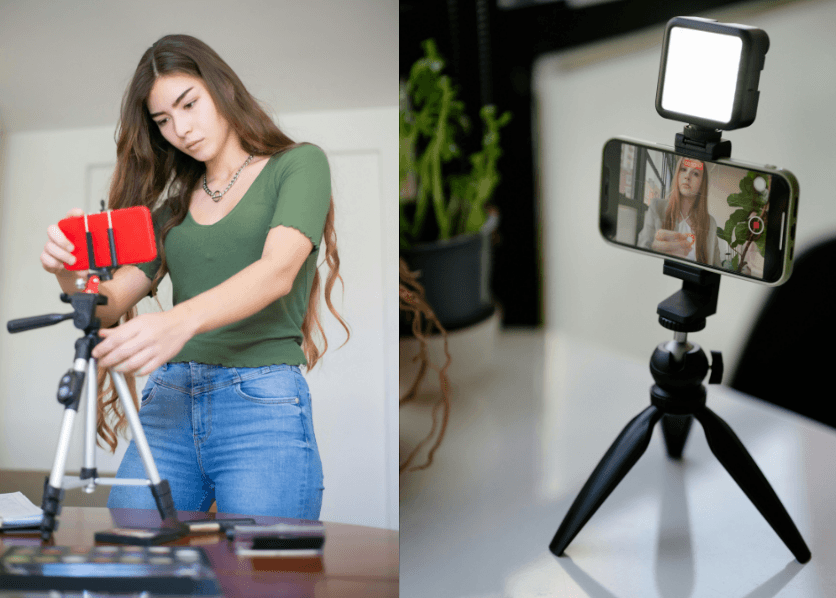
[550,405,663,556]
[695,406,811,563]
[661,414,693,460]
[150,480,178,522]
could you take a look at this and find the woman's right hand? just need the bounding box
[651,229,692,258]
[41,208,85,275]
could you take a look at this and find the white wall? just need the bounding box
[535,0,836,371]
[0,107,397,530]
[0,0,396,132]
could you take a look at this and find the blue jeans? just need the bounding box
[107,362,323,519]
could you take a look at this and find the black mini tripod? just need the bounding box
[7,207,187,543]
[550,126,810,563]
[548,261,811,563]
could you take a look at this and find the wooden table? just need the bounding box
[0,507,398,597]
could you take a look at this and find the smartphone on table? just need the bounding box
[599,137,799,286]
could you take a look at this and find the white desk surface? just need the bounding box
[400,330,836,598]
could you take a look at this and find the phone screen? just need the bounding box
[600,138,794,283]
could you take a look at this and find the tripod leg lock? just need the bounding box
[40,477,65,539]
[57,369,85,407]
[41,478,65,516]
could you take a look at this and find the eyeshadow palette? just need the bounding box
[0,545,221,595]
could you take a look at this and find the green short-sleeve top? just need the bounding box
[135,144,331,367]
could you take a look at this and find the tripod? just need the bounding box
[548,260,811,563]
[7,207,188,543]
[8,271,187,543]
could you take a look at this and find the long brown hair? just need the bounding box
[96,34,349,452]
[663,156,710,264]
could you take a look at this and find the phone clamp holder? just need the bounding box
[6,204,188,544]
[548,261,811,563]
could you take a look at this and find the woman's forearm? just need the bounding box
[170,258,293,339]
[55,269,84,296]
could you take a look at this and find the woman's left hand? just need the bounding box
[92,312,194,377]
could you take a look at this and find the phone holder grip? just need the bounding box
[657,261,721,332]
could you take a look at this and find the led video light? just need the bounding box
[656,17,769,130]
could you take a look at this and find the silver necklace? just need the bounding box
[203,154,254,202]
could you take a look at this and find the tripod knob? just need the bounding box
[658,315,706,333]
[708,350,724,384]
[650,341,709,389]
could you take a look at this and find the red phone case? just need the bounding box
[58,206,157,270]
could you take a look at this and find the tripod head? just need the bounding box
[6,270,112,336]
[657,260,720,333]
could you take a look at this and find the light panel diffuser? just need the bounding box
[660,27,743,125]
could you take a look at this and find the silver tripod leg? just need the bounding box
[108,365,162,485]
[41,357,89,540]
[82,357,98,493]
[45,358,86,492]
[102,361,184,530]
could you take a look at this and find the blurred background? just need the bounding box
[0,0,397,531]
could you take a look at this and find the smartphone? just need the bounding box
[57,206,157,271]
[600,136,799,285]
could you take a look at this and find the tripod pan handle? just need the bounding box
[7,313,74,333]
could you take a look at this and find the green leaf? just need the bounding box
[739,171,757,193]
[733,222,750,248]
[722,209,748,245]
[726,193,752,209]
[729,208,750,225]
[463,204,486,235]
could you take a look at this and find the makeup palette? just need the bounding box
[0,544,221,595]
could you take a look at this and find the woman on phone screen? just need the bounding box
[637,156,721,267]
[39,34,348,518]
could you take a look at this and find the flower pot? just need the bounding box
[400,211,499,334]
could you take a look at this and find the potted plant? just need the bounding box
[399,39,511,334]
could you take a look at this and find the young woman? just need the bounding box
[637,156,721,267]
[39,34,348,518]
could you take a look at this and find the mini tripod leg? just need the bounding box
[550,405,663,556]
[694,406,811,563]
[661,414,693,460]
